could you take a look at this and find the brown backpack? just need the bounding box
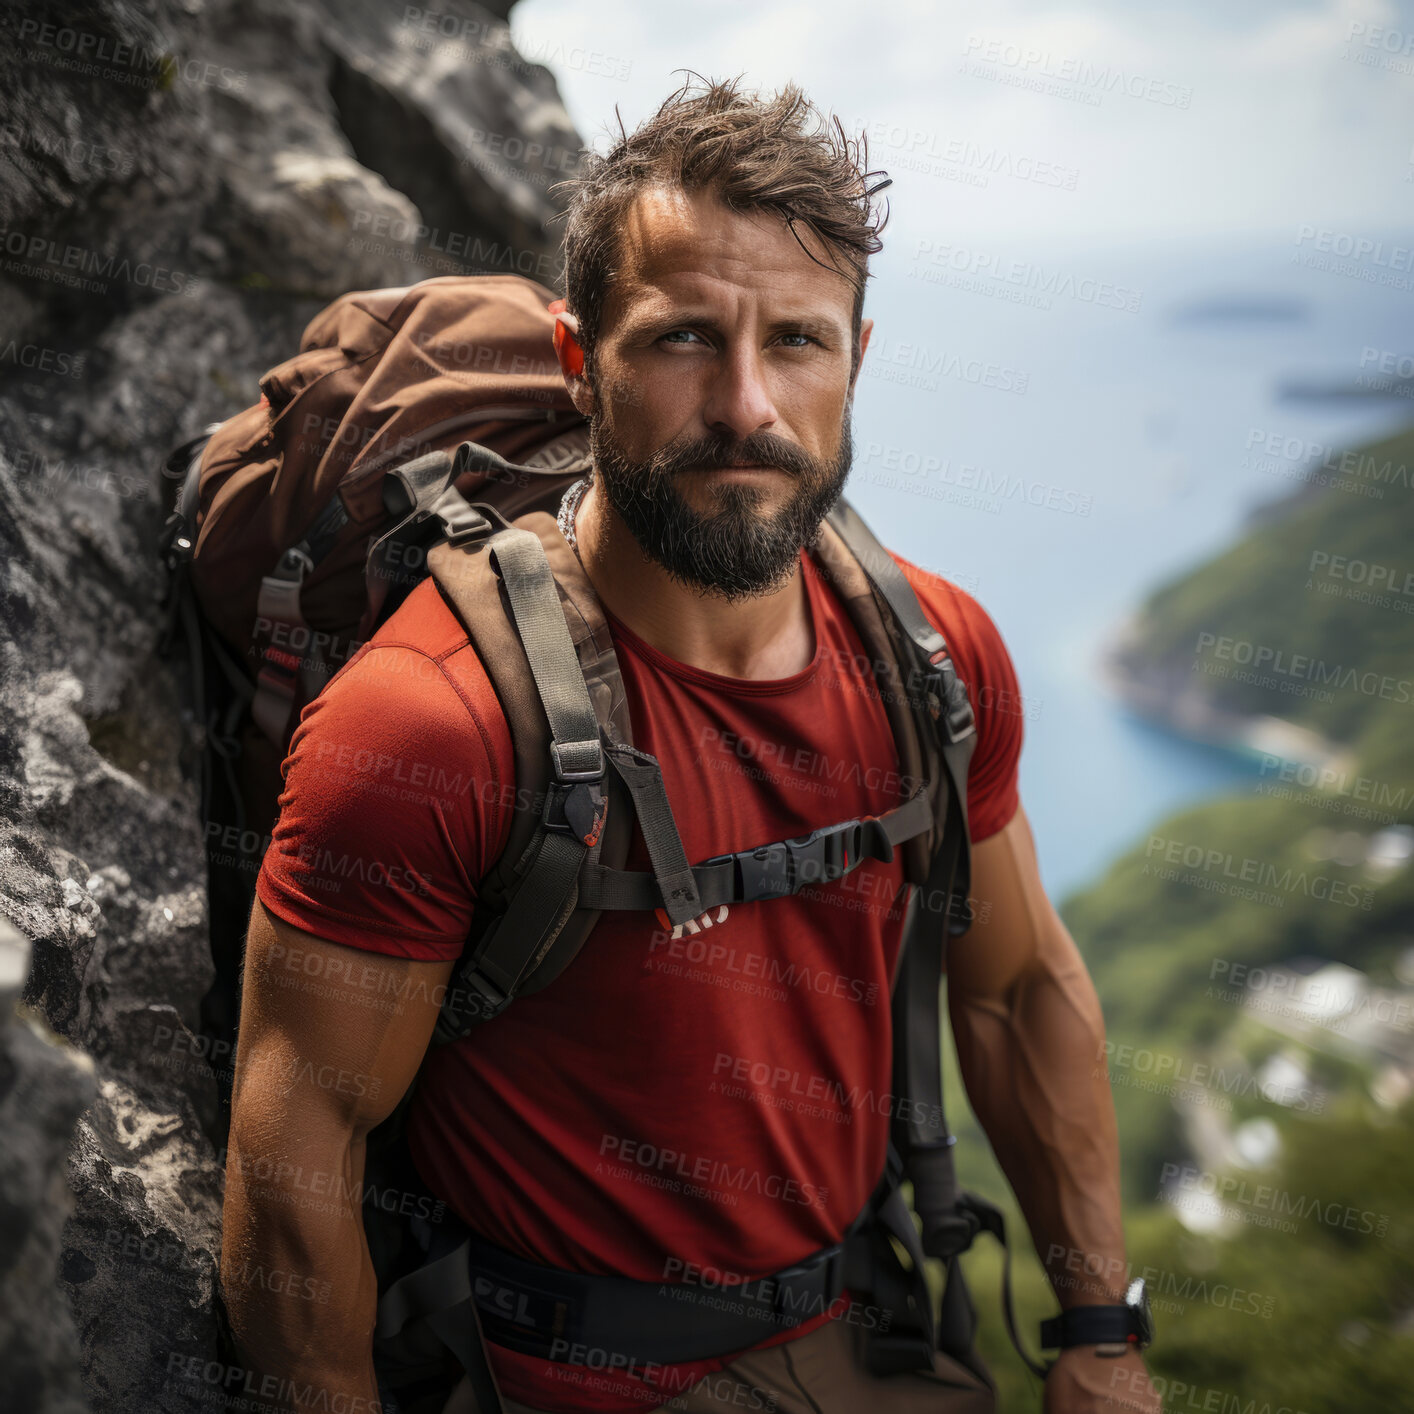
[182,275,589,812]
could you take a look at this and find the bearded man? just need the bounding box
[221,75,1160,1414]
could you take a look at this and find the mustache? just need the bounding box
[647,432,819,480]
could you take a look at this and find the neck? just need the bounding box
[573,480,816,680]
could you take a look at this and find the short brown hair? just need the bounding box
[551,72,891,381]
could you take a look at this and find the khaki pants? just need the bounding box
[473,1316,996,1414]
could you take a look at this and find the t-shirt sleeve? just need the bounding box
[255,642,513,961]
[891,556,1025,843]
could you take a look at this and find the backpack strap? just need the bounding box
[426,516,616,1031]
[823,504,1048,1379]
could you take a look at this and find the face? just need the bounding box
[569,185,871,602]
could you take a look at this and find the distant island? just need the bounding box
[1167,295,1310,325]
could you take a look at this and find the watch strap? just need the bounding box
[1040,1304,1137,1349]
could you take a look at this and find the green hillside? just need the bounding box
[948,428,1414,1412]
[1109,425,1414,780]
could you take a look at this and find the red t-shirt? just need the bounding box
[256,545,1023,1413]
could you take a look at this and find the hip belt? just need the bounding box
[466,1233,852,1366]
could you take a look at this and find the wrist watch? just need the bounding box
[1039,1277,1154,1357]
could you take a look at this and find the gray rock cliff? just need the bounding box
[0,1,578,1406]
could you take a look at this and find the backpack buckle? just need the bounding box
[785,819,860,890]
[429,486,494,547]
[770,1242,846,1324]
[453,969,511,1025]
[706,817,890,903]
[925,650,976,744]
[542,739,607,846]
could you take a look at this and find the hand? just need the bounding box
[1042,1346,1162,1413]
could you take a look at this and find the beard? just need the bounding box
[586,395,855,603]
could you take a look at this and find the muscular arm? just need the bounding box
[220,898,453,1411]
[948,806,1158,1411]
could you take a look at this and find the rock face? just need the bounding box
[0,1,579,1407]
[0,921,97,1414]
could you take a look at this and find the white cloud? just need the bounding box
[513,0,1414,248]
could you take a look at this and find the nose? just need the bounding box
[701,342,778,442]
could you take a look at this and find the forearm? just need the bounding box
[950,955,1128,1307]
[221,1125,383,1411]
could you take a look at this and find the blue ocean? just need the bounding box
[847,231,1414,896]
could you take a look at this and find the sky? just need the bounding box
[512,0,1414,257]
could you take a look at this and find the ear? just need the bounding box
[550,303,596,416]
[848,316,874,398]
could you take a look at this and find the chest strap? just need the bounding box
[576,780,934,914]
[442,783,933,1030]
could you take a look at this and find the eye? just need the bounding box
[659,329,707,346]
[777,332,818,349]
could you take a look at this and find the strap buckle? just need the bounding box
[447,966,511,1027]
[925,650,975,744]
[158,510,195,572]
[771,1242,845,1325]
[550,739,604,782]
[276,544,314,580]
[542,739,607,846]
[705,817,891,903]
[429,487,494,547]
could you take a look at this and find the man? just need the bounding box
[221,77,1160,1414]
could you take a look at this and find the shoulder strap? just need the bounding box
[819,500,1036,1376]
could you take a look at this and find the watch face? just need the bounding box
[1125,1277,1155,1349]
